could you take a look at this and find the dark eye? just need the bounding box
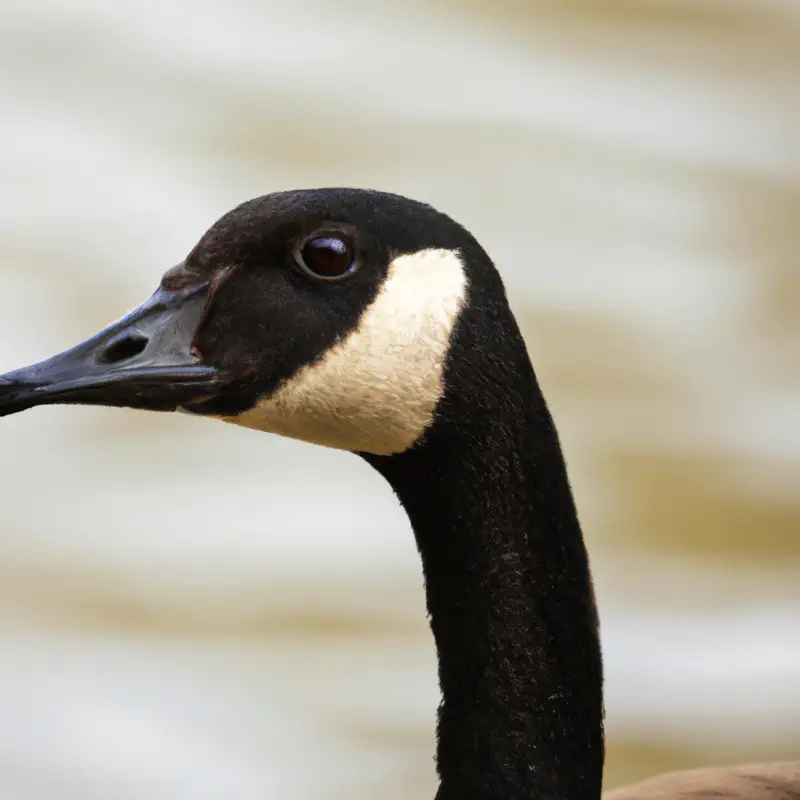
[296,235,357,281]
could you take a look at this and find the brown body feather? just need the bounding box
[607,763,800,800]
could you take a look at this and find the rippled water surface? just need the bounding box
[0,1,798,797]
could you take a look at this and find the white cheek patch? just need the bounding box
[218,248,468,455]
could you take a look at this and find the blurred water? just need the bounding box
[0,1,798,797]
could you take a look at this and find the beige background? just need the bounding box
[0,1,798,797]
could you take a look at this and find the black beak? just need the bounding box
[0,284,221,418]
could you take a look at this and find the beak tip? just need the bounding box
[0,370,30,391]
[0,370,41,417]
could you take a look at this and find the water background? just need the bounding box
[0,2,798,797]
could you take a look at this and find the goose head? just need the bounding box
[0,188,505,456]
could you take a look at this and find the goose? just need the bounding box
[0,188,797,799]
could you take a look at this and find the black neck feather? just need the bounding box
[364,285,604,800]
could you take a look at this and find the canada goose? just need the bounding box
[0,188,796,799]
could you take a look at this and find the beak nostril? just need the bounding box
[99,334,149,365]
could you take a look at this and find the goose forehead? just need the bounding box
[218,247,469,455]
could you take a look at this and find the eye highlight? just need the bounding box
[295,235,357,281]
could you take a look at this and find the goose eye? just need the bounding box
[297,235,356,280]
